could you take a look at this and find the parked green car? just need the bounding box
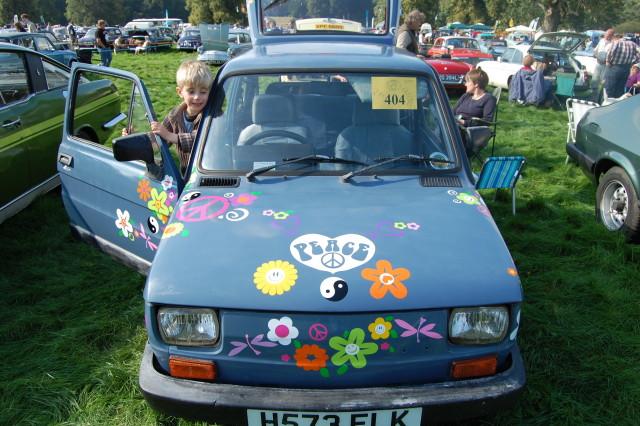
[0,42,120,224]
[567,95,640,242]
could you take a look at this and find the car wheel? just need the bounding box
[596,167,640,242]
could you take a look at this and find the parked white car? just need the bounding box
[477,32,592,96]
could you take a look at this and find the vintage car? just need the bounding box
[479,38,507,59]
[177,27,201,51]
[421,56,474,93]
[57,0,524,424]
[197,28,252,65]
[477,32,592,97]
[567,95,640,242]
[77,26,123,48]
[126,28,173,51]
[0,42,119,224]
[0,31,77,67]
[427,36,493,66]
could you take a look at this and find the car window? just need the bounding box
[434,39,442,47]
[201,72,456,174]
[502,48,514,63]
[512,50,523,64]
[42,59,69,90]
[34,36,54,51]
[0,52,30,105]
[14,37,36,50]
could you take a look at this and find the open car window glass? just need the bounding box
[261,0,388,36]
[201,72,457,174]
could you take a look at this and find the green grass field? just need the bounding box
[1,50,639,425]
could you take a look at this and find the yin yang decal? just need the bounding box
[147,216,160,234]
[181,191,201,202]
[320,277,348,302]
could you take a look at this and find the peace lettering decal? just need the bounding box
[289,234,376,273]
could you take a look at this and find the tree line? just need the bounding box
[3,0,639,32]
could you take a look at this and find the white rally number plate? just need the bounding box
[247,408,422,426]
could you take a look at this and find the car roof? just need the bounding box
[0,40,69,65]
[221,42,433,79]
[0,32,46,39]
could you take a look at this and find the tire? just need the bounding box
[596,167,640,242]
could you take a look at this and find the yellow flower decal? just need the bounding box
[254,260,298,296]
[162,222,184,239]
[368,317,392,340]
[148,188,170,217]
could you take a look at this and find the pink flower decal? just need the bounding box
[262,209,275,216]
[406,222,420,231]
[231,193,257,206]
[267,316,299,345]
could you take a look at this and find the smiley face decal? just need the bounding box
[320,277,348,302]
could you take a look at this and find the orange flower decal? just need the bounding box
[294,344,328,371]
[362,260,410,300]
[137,179,152,201]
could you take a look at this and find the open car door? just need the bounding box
[57,64,183,274]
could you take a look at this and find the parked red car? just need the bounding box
[421,56,474,93]
[427,36,493,66]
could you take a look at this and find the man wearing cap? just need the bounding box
[605,34,640,98]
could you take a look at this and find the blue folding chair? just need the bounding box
[475,156,526,215]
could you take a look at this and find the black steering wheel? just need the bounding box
[241,129,308,146]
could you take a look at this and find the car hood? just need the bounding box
[423,58,472,73]
[146,177,522,311]
[530,31,588,53]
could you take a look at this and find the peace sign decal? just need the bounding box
[176,195,230,223]
[308,323,329,341]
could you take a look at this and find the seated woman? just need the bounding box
[453,68,496,127]
[508,54,553,106]
[625,64,640,95]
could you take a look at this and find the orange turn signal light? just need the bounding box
[169,356,216,381]
[451,355,497,379]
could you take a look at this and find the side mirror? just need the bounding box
[113,132,155,164]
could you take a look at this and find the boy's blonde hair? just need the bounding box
[176,60,213,89]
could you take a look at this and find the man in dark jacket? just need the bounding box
[395,10,425,55]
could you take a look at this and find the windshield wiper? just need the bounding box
[246,155,368,180]
[341,154,456,182]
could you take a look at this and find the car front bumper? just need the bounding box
[566,142,595,178]
[139,343,525,424]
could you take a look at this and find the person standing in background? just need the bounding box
[593,29,614,100]
[67,21,77,46]
[605,34,640,98]
[95,20,112,67]
[395,10,425,55]
[20,13,37,32]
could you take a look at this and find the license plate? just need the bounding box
[247,408,422,426]
[440,74,461,82]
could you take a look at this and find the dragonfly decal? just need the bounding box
[394,317,443,342]
[228,334,278,357]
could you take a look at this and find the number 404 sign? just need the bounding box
[371,76,417,110]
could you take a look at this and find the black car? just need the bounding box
[177,28,201,51]
[77,27,123,48]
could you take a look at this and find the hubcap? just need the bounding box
[601,180,628,231]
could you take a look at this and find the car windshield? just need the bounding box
[261,0,387,35]
[446,38,480,49]
[185,30,200,37]
[201,72,457,175]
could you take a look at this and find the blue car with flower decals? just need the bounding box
[56,1,524,424]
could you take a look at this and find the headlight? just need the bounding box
[157,307,219,346]
[449,306,509,344]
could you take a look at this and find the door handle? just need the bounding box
[58,153,74,168]
[2,118,21,128]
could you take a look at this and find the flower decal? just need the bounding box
[254,260,298,296]
[137,179,152,201]
[262,209,275,216]
[368,317,392,340]
[406,222,420,231]
[147,188,171,218]
[273,211,290,220]
[161,175,174,191]
[231,193,257,206]
[456,192,480,205]
[115,209,133,237]
[361,260,411,300]
[394,222,407,230]
[329,328,378,369]
[162,222,184,239]
[267,316,299,345]
[294,344,329,371]
[165,190,177,206]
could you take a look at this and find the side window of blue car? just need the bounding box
[0,52,30,105]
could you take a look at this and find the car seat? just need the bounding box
[334,101,413,164]
[237,94,309,145]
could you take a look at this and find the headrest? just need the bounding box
[353,101,400,126]
[252,94,295,124]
